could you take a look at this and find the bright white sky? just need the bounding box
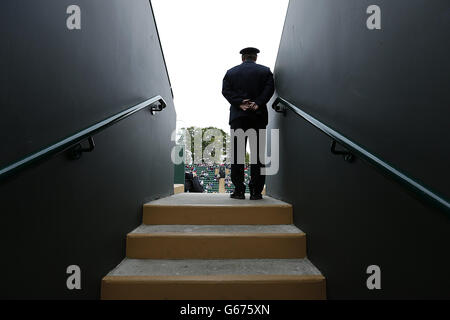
[151,0,289,132]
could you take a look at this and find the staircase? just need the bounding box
[101,193,326,300]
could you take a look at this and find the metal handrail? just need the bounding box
[272,96,450,213]
[0,95,166,180]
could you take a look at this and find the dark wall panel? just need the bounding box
[0,0,176,299]
[268,0,450,299]
[1,0,173,169]
[268,105,450,299]
[274,0,450,198]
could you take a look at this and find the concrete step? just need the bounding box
[126,225,306,259]
[101,258,326,300]
[143,193,292,225]
[173,184,184,194]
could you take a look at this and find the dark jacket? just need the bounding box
[184,172,203,193]
[222,60,275,126]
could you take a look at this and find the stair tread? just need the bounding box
[145,193,291,207]
[130,224,303,234]
[107,258,322,277]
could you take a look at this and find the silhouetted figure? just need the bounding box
[184,172,204,193]
[219,166,225,178]
[222,47,274,200]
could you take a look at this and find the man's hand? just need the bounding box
[240,99,251,111]
[248,102,259,111]
[240,100,259,111]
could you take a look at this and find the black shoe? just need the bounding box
[250,193,263,200]
[230,192,245,200]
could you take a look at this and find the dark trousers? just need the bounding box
[230,117,266,195]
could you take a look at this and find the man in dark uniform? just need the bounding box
[222,47,275,200]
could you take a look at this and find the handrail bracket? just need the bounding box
[273,99,287,115]
[331,140,355,163]
[67,137,95,160]
[149,99,167,115]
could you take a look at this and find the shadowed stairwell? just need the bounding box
[101,193,326,300]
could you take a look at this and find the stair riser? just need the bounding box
[126,234,306,259]
[143,205,293,225]
[101,276,326,300]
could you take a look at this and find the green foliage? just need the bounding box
[178,126,231,164]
